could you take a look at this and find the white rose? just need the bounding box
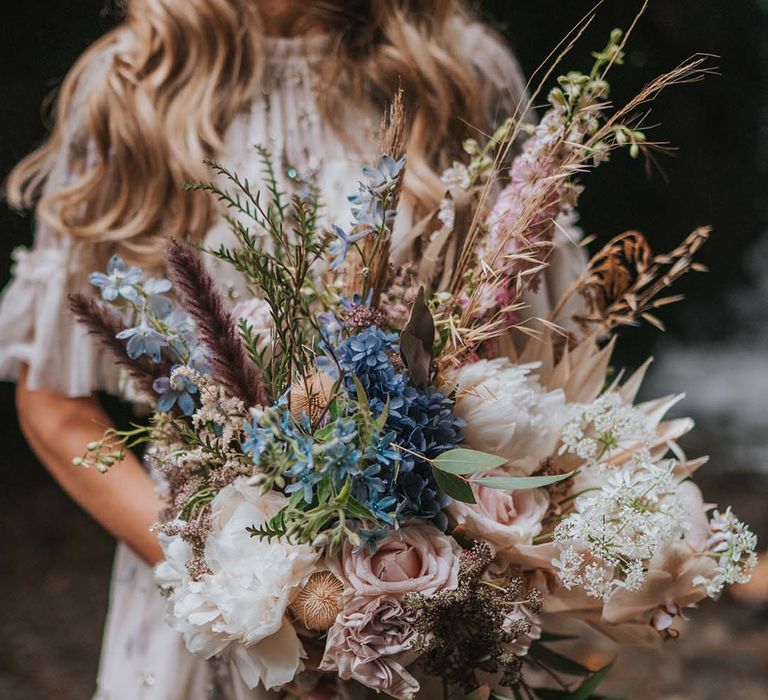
[450,359,566,475]
[155,478,318,690]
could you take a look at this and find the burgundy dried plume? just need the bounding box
[68,292,171,399]
[165,238,267,408]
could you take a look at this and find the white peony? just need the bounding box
[155,478,318,690]
[449,359,566,475]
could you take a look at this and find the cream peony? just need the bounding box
[450,359,566,475]
[155,478,318,690]
[448,473,550,561]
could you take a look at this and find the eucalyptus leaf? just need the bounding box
[475,472,574,491]
[433,448,507,475]
[431,466,476,504]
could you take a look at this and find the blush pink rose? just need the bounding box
[447,475,549,561]
[334,523,461,599]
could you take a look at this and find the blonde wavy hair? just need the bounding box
[7,0,526,266]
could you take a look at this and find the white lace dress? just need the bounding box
[0,32,586,700]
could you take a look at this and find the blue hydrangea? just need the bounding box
[333,325,463,528]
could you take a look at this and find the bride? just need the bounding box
[0,1,585,697]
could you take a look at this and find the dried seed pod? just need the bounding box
[290,571,345,631]
[290,372,335,426]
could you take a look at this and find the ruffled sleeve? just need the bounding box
[0,35,132,398]
[0,226,128,397]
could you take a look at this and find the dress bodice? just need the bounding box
[0,31,584,400]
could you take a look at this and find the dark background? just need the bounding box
[1,2,767,699]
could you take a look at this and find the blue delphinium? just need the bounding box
[330,155,405,269]
[116,323,168,362]
[152,370,199,416]
[88,255,143,303]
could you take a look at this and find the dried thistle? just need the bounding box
[68,292,171,398]
[165,239,267,408]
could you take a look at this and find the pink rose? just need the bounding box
[334,523,460,599]
[447,476,549,560]
[320,596,419,700]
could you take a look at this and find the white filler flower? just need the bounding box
[450,359,567,475]
[155,478,318,690]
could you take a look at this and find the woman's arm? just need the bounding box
[16,364,165,566]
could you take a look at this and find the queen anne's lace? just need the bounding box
[693,508,758,598]
[559,392,653,468]
[553,456,689,600]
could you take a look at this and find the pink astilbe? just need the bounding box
[165,239,267,408]
[481,108,589,291]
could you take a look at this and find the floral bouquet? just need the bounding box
[71,26,756,700]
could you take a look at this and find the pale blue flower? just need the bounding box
[153,371,198,416]
[353,528,389,555]
[116,323,168,362]
[142,277,172,295]
[89,255,143,303]
[329,225,370,269]
[367,495,398,525]
[362,154,406,194]
[242,418,273,461]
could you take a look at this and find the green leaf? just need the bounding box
[530,642,591,676]
[432,466,476,504]
[346,497,378,522]
[474,471,574,491]
[539,632,580,643]
[313,424,335,442]
[400,286,435,389]
[317,474,333,504]
[352,375,371,416]
[432,448,507,475]
[568,661,615,700]
[530,690,570,700]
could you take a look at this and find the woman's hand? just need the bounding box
[16,364,165,566]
